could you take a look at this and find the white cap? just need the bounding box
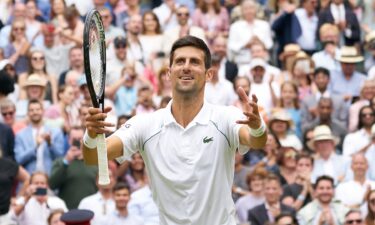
[249,58,267,70]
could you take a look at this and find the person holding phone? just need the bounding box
[13,172,68,225]
[49,127,98,209]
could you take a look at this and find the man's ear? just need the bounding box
[166,67,171,81]
[205,68,213,82]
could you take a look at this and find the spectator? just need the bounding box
[62,5,84,46]
[235,166,267,224]
[107,182,144,225]
[289,52,314,101]
[118,0,145,30]
[128,184,159,225]
[154,66,172,107]
[192,0,229,44]
[24,1,42,40]
[205,54,236,106]
[0,98,27,134]
[0,120,15,160]
[35,23,73,78]
[4,18,34,75]
[297,175,350,225]
[47,209,65,225]
[301,97,347,150]
[276,212,300,225]
[300,67,348,130]
[329,46,366,103]
[44,85,80,132]
[210,35,238,83]
[278,81,302,138]
[248,173,296,225]
[335,153,375,208]
[78,171,116,225]
[282,153,314,210]
[58,46,84,87]
[254,133,281,172]
[126,14,146,66]
[344,210,364,225]
[18,50,58,104]
[0,155,29,224]
[49,0,68,31]
[139,11,165,73]
[364,124,375,180]
[268,109,303,151]
[228,0,273,66]
[343,106,375,156]
[135,85,156,114]
[13,172,68,225]
[15,74,51,121]
[233,152,252,201]
[348,80,375,132]
[312,23,341,71]
[247,58,278,115]
[14,99,64,175]
[117,152,148,192]
[364,32,375,72]
[49,126,98,209]
[308,125,350,183]
[317,0,360,46]
[97,7,125,44]
[275,146,299,186]
[153,0,179,31]
[162,5,206,54]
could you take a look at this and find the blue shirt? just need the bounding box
[114,86,137,116]
[329,70,366,98]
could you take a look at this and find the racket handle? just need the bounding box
[96,133,110,185]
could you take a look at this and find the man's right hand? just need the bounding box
[85,106,115,138]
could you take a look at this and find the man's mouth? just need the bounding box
[179,76,194,80]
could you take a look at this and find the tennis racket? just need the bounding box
[83,9,110,185]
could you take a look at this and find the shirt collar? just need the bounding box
[163,100,211,127]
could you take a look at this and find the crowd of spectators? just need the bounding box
[0,0,375,225]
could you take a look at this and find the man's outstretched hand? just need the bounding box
[236,87,262,130]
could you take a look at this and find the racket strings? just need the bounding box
[88,19,104,97]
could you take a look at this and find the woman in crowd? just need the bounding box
[47,209,65,225]
[235,166,267,224]
[139,11,165,74]
[192,0,229,44]
[4,18,34,75]
[268,109,303,151]
[153,66,172,107]
[117,152,148,192]
[0,98,26,134]
[275,146,299,186]
[50,0,67,33]
[18,50,58,104]
[278,81,302,139]
[44,85,80,132]
[290,52,314,101]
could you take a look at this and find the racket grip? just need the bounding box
[96,134,110,185]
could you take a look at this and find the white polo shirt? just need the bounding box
[114,101,248,225]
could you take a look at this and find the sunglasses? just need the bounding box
[345,219,363,224]
[177,12,189,17]
[32,56,45,61]
[2,111,14,117]
[13,27,25,31]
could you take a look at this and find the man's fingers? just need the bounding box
[86,113,107,121]
[248,100,259,115]
[251,94,258,103]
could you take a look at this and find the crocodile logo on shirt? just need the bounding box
[203,136,213,143]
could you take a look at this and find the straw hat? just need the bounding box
[307,125,339,150]
[336,46,364,63]
[279,44,301,61]
[23,74,47,88]
[269,109,294,127]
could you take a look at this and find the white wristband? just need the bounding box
[83,130,97,149]
[249,119,266,137]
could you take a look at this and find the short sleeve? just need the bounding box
[112,115,145,163]
[223,106,249,154]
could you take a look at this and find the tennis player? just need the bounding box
[82,35,267,225]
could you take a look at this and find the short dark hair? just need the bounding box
[296,152,314,165]
[169,35,211,69]
[275,212,299,225]
[27,99,43,110]
[313,67,330,78]
[113,181,130,193]
[264,173,282,186]
[0,70,15,95]
[314,175,334,189]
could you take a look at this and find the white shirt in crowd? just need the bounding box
[343,128,372,156]
[114,101,247,225]
[295,8,318,51]
[78,192,116,225]
[335,180,375,206]
[205,80,237,106]
[128,185,160,225]
[228,19,273,65]
[106,211,144,225]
